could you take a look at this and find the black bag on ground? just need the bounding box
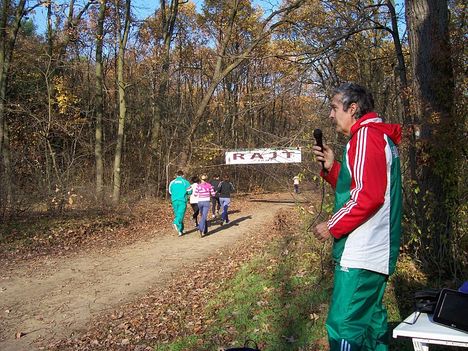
[414,288,441,314]
[224,340,260,351]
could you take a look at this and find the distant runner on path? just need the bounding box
[293,175,300,194]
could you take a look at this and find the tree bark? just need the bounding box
[385,0,416,181]
[112,0,131,205]
[0,0,27,211]
[405,0,458,274]
[150,0,181,153]
[95,0,106,204]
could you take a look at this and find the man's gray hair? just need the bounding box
[332,83,374,119]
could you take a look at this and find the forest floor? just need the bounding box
[0,192,308,351]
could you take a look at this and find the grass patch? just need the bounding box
[154,207,465,351]
[156,212,332,351]
[154,336,199,351]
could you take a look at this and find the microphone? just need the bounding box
[313,128,326,173]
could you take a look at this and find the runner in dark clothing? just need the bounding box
[218,175,235,224]
[210,175,221,218]
[189,176,200,228]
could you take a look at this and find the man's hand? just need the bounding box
[312,144,334,172]
[314,221,332,242]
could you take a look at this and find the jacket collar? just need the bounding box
[350,112,382,136]
[350,112,402,145]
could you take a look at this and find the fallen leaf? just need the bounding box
[15,331,26,339]
[309,313,319,321]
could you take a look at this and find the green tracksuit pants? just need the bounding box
[172,200,187,233]
[326,265,389,351]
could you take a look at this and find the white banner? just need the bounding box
[225,148,301,165]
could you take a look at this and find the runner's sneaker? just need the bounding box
[173,224,179,234]
[178,230,183,237]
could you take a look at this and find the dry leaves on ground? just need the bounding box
[46,209,293,351]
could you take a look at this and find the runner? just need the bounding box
[189,176,200,229]
[218,174,235,225]
[168,170,191,236]
[210,174,221,218]
[194,174,216,237]
[293,174,300,193]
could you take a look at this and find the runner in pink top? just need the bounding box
[194,175,216,237]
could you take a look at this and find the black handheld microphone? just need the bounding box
[313,128,327,173]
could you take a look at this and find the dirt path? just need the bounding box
[0,196,298,351]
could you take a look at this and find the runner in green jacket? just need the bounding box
[169,170,191,236]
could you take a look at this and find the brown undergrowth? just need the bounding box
[0,198,254,270]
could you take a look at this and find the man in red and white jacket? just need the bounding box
[313,83,402,351]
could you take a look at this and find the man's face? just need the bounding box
[329,94,356,136]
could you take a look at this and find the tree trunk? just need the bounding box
[150,0,181,153]
[0,0,27,212]
[1,122,12,206]
[405,0,459,275]
[95,0,106,204]
[112,0,131,205]
[386,0,416,181]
